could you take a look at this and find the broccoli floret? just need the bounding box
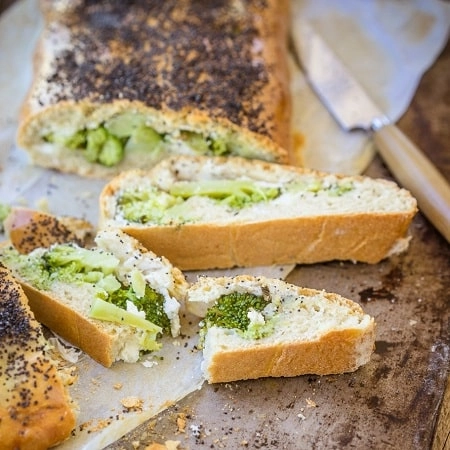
[208,137,229,155]
[85,127,108,162]
[43,244,171,332]
[199,291,275,346]
[98,135,124,166]
[89,298,162,351]
[105,285,171,333]
[43,117,166,168]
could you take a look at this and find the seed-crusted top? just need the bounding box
[0,264,46,408]
[33,0,288,139]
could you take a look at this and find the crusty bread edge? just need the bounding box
[113,211,415,270]
[20,282,118,367]
[0,264,77,448]
[204,324,376,383]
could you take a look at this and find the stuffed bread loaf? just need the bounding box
[0,227,189,367]
[99,155,418,270]
[186,275,376,383]
[0,263,77,449]
[17,0,291,178]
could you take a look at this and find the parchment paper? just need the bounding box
[0,0,449,448]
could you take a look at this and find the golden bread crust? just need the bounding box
[206,326,376,383]
[0,264,76,449]
[20,282,117,368]
[117,212,414,270]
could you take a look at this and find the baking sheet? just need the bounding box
[0,0,449,449]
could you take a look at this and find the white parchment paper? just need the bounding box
[0,0,448,448]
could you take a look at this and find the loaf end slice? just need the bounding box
[187,275,375,383]
[0,263,77,449]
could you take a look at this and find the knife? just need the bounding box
[292,21,450,243]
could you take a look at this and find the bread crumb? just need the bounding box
[306,398,317,408]
[176,413,187,433]
[121,396,144,411]
[145,440,180,450]
[113,383,123,390]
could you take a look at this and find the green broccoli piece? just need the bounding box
[43,244,119,275]
[89,298,162,351]
[85,127,108,162]
[0,246,51,290]
[0,244,120,290]
[202,292,269,332]
[104,284,172,333]
[98,135,124,166]
[125,126,164,153]
[117,187,182,224]
[180,130,210,154]
[169,180,280,209]
[326,181,354,196]
[43,130,87,149]
[208,137,229,155]
[104,112,146,138]
[199,291,276,346]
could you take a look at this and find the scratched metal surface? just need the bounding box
[107,42,450,450]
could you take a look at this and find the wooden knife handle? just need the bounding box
[374,124,450,243]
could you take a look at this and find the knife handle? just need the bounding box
[373,124,450,243]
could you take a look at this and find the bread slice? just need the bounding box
[0,227,189,367]
[4,207,95,254]
[17,0,290,178]
[99,155,418,270]
[186,275,376,383]
[0,263,77,449]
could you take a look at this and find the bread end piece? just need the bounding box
[0,263,76,449]
[188,275,376,383]
[4,207,95,253]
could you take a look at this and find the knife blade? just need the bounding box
[292,21,450,243]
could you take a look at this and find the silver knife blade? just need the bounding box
[291,21,450,243]
[292,21,389,132]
